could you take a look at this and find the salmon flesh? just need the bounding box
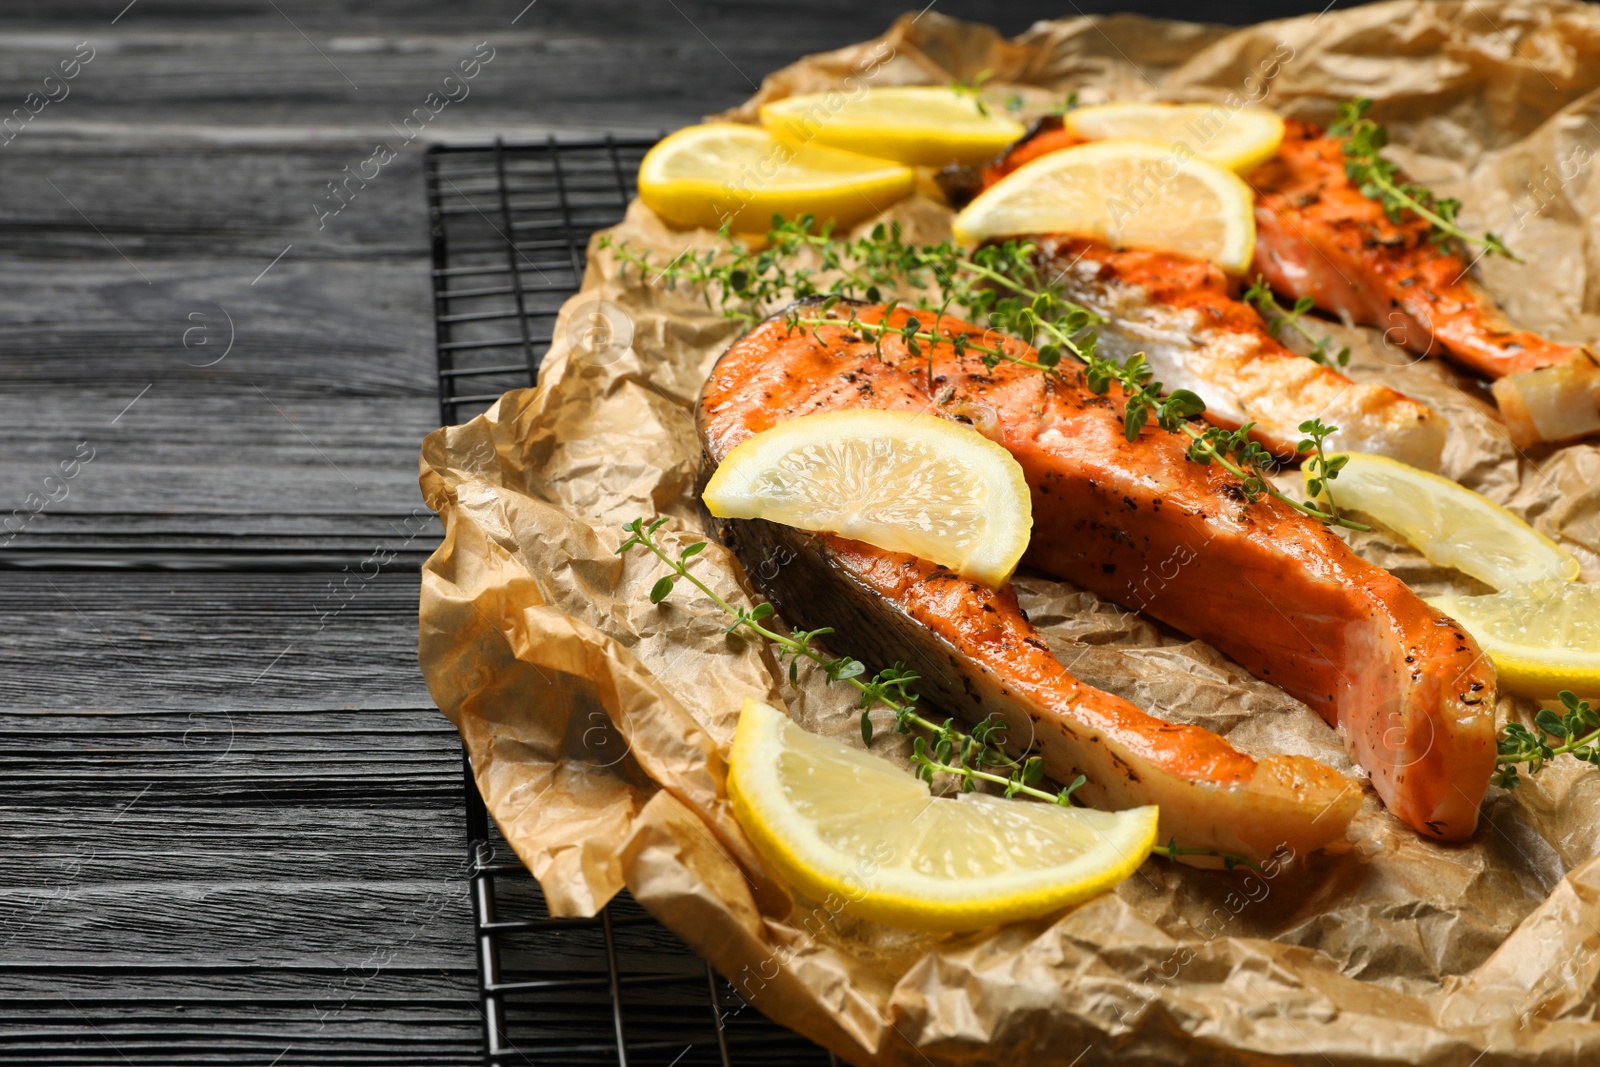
[1027,235,1447,469]
[698,301,1498,844]
[1249,118,1600,445]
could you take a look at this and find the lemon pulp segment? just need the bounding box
[1310,452,1579,590]
[727,698,1159,931]
[760,86,1026,167]
[1066,102,1286,174]
[702,410,1033,587]
[638,122,914,233]
[952,139,1257,273]
[1430,581,1600,698]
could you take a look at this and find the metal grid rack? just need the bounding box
[426,139,836,1066]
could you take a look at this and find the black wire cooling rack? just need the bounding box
[426,139,837,1066]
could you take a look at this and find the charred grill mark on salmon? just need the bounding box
[1024,235,1447,469]
[1248,118,1600,445]
[698,301,1498,841]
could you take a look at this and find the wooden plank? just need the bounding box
[0,256,438,382]
[0,145,435,258]
[0,526,442,570]
[0,3,933,145]
[0,397,440,516]
[0,878,474,966]
[0,571,434,709]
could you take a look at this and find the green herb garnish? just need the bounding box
[1243,274,1351,369]
[1493,691,1599,789]
[951,69,995,117]
[607,218,1364,531]
[1329,98,1519,262]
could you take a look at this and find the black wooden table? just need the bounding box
[0,2,1359,1062]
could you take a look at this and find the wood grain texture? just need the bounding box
[0,1,1358,1062]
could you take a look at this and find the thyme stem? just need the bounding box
[621,516,1014,770]
[1243,275,1350,370]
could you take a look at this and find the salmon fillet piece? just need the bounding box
[1027,235,1447,469]
[709,519,1359,861]
[1249,118,1600,445]
[944,130,1445,466]
[698,301,1498,841]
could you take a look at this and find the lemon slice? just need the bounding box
[638,123,914,233]
[1307,452,1579,590]
[702,410,1032,587]
[951,139,1257,273]
[1429,581,1600,698]
[1065,102,1286,174]
[727,698,1157,931]
[759,86,1026,168]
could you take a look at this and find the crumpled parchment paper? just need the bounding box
[418,3,1600,1062]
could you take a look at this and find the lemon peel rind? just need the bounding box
[759,87,1025,168]
[637,122,914,233]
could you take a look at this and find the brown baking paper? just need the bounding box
[418,3,1600,1062]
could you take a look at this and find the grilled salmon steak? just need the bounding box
[1026,234,1447,469]
[713,520,1359,861]
[1249,118,1600,446]
[698,301,1498,842]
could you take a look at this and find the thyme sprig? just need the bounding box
[601,219,857,325]
[1329,98,1519,262]
[1493,691,1599,790]
[619,516,1019,781]
[1243,274,1351,369]
[950,69,995,117]
[605,216,1101,365]
[1051,91,1079,116]
[618,515,1255,870]
[604,219,1366,531]
[1298,418,1350,521]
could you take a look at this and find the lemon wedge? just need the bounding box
[727,698,1158,931]
[1307,452,1579,590]
[702,410,1032,587]
[759,86,1026,168]
[1065,102,1286,174]
[638,123,914,232]
[1430,581,1600,698]
[951,139,1257,273]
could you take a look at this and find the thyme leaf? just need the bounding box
[950,69,995,118]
